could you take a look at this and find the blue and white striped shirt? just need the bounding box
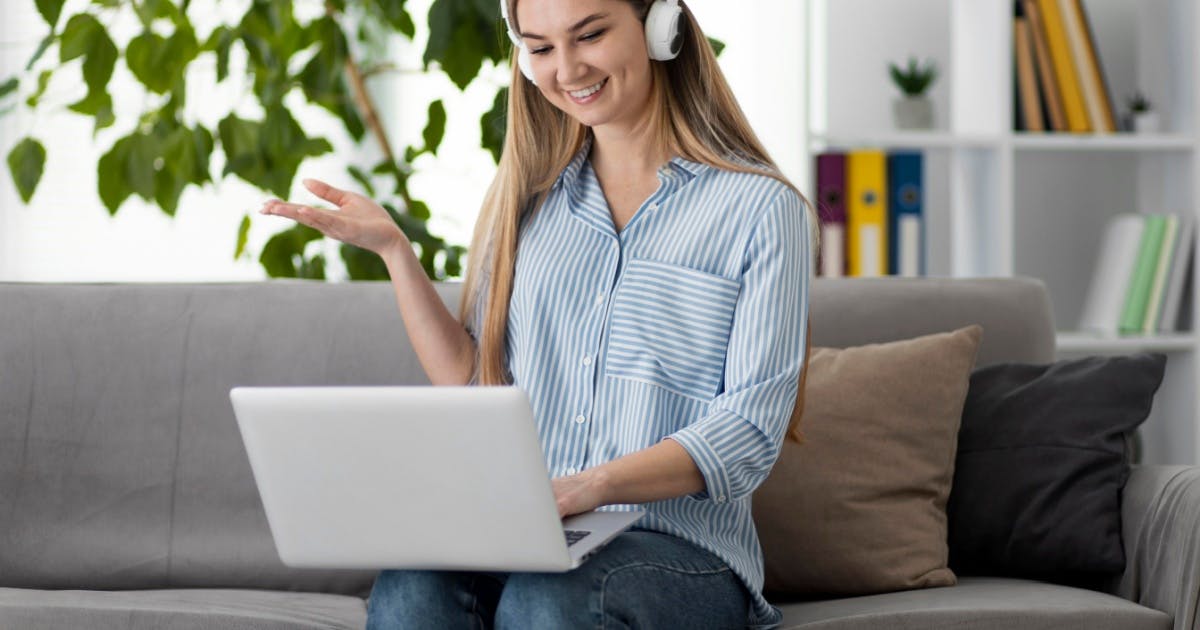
[480,134,810,628]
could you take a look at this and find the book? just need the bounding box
[1143,214,1179,332]
[1079,214,1144,335]
[846,150,888,277]
[1025,0,1067,131]
[1036,0,1090,132]
[886,151,924,276]
[1067,0,1118,132]
[1058,0,1114,132]
[1014,6,1045,132]
[1119,214,1168,334]
[816,153,847,278]
[1159,214,1196,332]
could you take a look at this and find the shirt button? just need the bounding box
[575,415,587,424]
[648,202,658,211]
[595,293,605,306]
[582,355,592,366]
[566,467,577,475]
[717,495,726,503]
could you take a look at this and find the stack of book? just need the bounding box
[814,150,924,278]
[1013,0,1117,133]
[1079,213,1195,336]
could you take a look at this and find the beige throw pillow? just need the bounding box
[753,325,983,597]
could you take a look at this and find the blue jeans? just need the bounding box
[366,528,749,629]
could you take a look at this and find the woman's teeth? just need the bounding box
[569,78,607,99]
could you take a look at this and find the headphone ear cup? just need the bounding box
[517,46,536,85]
[645,0,683,61]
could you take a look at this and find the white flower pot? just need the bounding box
[892,96,934,130]
[1132,111,1160,133]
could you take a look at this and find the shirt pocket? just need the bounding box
[605,258,741,401]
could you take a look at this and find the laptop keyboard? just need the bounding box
[564,529,590,547]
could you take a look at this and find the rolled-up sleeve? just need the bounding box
[667,186,812,502]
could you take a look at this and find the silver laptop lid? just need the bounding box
[231,386,577,571]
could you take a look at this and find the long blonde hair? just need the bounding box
[462,0,816,393]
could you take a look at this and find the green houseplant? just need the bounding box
[1,0,512,281]
[888,56,938,130]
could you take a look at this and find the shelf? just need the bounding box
[1012,133,1197,152]
[1056,331,1197,354]
[809,132,1001,150]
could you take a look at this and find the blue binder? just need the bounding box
[887,152,925,276]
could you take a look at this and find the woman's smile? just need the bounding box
[567,77,609,104]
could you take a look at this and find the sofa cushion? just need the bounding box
[948,354,1167,584]
[0,588,366,630]
[773,576,1170,629]
[753,326,982,596]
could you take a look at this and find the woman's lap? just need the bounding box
[367,528,748,629]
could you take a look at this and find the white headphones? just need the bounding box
[500,0,685,85]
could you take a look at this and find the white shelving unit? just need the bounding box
[804,0,1200,464]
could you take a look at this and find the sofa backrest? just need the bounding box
[0,277,1054,594]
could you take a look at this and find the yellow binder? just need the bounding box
[1037,0,1090,132]
[846,150,888,277]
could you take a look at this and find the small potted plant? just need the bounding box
[1126,90,1159,133]
[888,56,938,130]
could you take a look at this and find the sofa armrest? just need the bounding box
[1109,465,1200,630]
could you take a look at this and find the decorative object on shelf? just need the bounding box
[1125,90,1160,133]
[888,56,938,130]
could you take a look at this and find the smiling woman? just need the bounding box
[269,1,816,629]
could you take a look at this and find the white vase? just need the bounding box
[892,96,934,130]
[1132,111,1160,133]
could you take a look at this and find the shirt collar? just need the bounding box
[552,133,710,193]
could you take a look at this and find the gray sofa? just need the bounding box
[0,277,1196,629]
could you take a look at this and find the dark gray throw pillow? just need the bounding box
[947,353,1167,585]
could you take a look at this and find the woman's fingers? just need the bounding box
[302,178,351,207]
[261,200,335,232]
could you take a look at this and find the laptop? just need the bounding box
[229,385,644,572]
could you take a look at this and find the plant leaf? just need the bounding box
[0,77,17,99]
[707,36,725,57]
[259,223,324,278]
[98,135,133,214]
[25,70,52,107]
[347,165,375,196]
[340,243,388,280]
[7,137,47,204]
[26,34,55,71]
[35,0,65,31]
[422,99,446,155]
[480,87,506,163]
[235,214,251,259]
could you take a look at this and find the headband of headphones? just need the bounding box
[500,0,684,84]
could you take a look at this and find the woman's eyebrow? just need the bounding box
[521,13,609,40]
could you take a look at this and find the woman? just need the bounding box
[261,0,814,627]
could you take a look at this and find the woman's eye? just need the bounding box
[530,46,551,55]
[580,29,605,41]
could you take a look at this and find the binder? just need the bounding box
[815,152,847,277]
[1066,0,1118,132]
[887,151,924,277]
[1079,214,1144,335]
[1143,214,1179,332]
[1159,214,1196,332]
[1119,214,1168,334]
[1024,0,1067,131]
[846,150,888,277]
[1014,3,1045,132]
[1036,0,1090,132]
[1058,0,1114,132]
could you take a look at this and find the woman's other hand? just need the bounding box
[260,178,408,257]
[551,468,609,518]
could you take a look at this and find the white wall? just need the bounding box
[0,0,807,282]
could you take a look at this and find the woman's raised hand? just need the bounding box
[260,178,408,257]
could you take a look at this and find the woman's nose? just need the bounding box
[555,48,589,86]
